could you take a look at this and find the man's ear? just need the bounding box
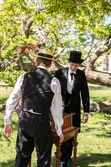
[50,61,52,66]
[49,61,52,68]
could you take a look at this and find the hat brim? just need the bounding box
[34,54,56,61]
[67,58,84,64]
[34,49,56,61]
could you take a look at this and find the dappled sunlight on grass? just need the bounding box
[0,112,111,167]
[77,112,111,167]
[89,86,111,103]
[0,86,111,167]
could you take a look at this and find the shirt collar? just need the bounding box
[37,65,47,70]
[68,68,76,75]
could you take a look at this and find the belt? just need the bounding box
[23,108,43,115]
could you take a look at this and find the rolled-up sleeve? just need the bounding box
[4,74,24,125]
[50,77,63,136]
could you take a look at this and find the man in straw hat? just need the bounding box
[3,49,64,167]
[54,50,90,167]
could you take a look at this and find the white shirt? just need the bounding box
[67,68,88,114]
[4,66,63,136]
[67,68,76,94]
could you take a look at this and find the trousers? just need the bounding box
[14,111,53,167]
[60,138,73,162]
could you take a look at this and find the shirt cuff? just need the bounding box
[4,116,12,125]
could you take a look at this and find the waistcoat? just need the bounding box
[21,68,54,114]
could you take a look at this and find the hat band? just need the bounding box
[67,58,83,63]
[38,53,53,59]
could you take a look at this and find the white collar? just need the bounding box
[37,65,47,70]
[68,68,76,75]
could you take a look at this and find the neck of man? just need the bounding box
[39,62,49,70]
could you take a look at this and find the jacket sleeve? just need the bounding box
[81,72,90,113]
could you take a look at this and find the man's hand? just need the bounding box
[4,124,12,138]
[82,114,89,123]
[59,133,64,143]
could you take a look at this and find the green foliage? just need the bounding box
[45,0,111,41]
[0,97,8,105]
[0,0,111,84]
[0,65,24,85]
[0,86,13,104]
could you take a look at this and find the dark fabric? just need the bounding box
[70,73,76,80]
[54,67,90,161]
[60,138,73,162]
[15,68,54,167]
[67,51,83,64]
[15,112,53,167]
[63,91,71,114]
[54,67,90,128]
[60,162,68,167]
[21,68,54,115]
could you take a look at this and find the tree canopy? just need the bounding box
[0,0,111,86]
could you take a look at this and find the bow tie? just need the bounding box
[70,73,76,80]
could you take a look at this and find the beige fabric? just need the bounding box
[34,49,56,61]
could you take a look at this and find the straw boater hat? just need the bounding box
[35,49,55,61]
[67,51,84,64]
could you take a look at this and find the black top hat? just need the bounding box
[67,51,84,64]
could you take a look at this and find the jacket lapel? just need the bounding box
[64,67,68,88]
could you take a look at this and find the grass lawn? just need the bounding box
[0,86,111,167]
[89,85,111,102]
[0,86,13,105]
[77,112,111,167]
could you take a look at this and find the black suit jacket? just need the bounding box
[54,67,90,128]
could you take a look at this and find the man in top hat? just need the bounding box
[54,50,90,167]
[3,49,64,167]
